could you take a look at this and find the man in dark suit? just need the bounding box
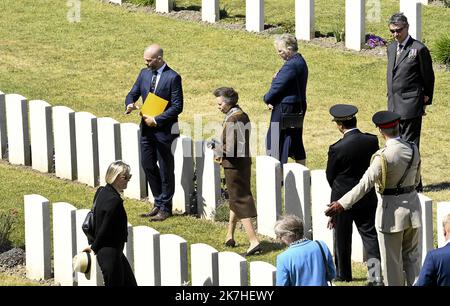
[386,13,435,150]
[326,104,381,284]
[264,33,308,165]
[416,214,450,286]
[125,44,183,221]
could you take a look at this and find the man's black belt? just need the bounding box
[382,185,415,195]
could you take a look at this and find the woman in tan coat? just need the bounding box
[210,87,260,256]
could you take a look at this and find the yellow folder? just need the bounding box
[140,93,168,117]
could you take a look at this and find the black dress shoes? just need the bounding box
[225,239,236,248]
[243,244,262,257]
[150,210,171,222]
[140,207,159,218]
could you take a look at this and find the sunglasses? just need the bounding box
[389,28,404,34]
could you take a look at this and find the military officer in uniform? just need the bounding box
[325,111,422,286]
[326,104,380,283]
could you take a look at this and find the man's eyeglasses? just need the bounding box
[389,28,404,34]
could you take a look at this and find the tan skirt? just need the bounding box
[224,166,257,219]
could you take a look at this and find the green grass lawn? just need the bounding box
[0,0,449,286]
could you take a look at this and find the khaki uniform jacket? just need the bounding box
[339,138,421,233]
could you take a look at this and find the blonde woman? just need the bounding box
[85,161,137,286]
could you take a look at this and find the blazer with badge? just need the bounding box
[91,184,128,254]
[416,243,450,286]
[338,138,422,233]
[326,129,379,207]
[387,37,435,120]
[125,65,183,142]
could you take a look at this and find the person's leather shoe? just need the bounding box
[150,210,171,222]
[242,244,262,257]
[225,239,236,248]
[140,207,159,218]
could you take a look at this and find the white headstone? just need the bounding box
[417,0,428,6]
[256,156,282,239]
[195,141,221,220]
[75,112,99,187]
[351,223,364,263]
[173,135,195,214]
[52,202,77,286]
[75,209,103,286]
[400,0,422,41]
[250,261,276,286]
[53,106,77,180]
[246,0,264,32]
[29,100,53,173]
[97,117,121,186]
[133,226,161,286]
[124,223,134,271]
[0,91,6,159]
[295,0,315,41]
[110,0,122,4]
[120,123,146,200]
[283,163,312,239]
[155,0,173,13]
[436,202,450,247]
[418,194,433,265]
[24,194,51,280]
[202,0,219,23]
[191,243,219,286]
[160,234,188,285]
[345,0,365,51]
[311,170,333,249]
[218,251,247,286]
[5,94,30,165]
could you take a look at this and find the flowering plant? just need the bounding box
[365,34,386,49]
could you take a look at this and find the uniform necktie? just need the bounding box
[150,70,158,93]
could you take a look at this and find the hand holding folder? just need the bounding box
[140,93,169,117]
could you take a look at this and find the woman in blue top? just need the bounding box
[275,215,335,286]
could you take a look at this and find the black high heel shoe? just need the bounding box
[244,244,262,257]
[225,239,236,247]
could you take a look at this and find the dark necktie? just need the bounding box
[150,70,158,93]
[396,44,403,62]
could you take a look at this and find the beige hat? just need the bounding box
[73,251,92,278]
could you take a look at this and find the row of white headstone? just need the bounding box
[0,89,447,265]
[109,0,429,51]
[21,192,450,286]
[24,194,276,286]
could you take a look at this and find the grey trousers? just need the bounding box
[378,227,420,286]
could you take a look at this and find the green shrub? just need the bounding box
[0,209,17,251]
[434,34,450,70]
[444,0,450,8]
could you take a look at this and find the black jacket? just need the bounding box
[91,184,128,253]
[326,129,379,207]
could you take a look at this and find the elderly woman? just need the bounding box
[85,161,137,286]
[264,33,308,165]
[210,87,261,256]
[275,215,335,286]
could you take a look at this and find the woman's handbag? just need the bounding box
[315,240,333,286]
[280,112,304,129]
[82,187,104,244]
